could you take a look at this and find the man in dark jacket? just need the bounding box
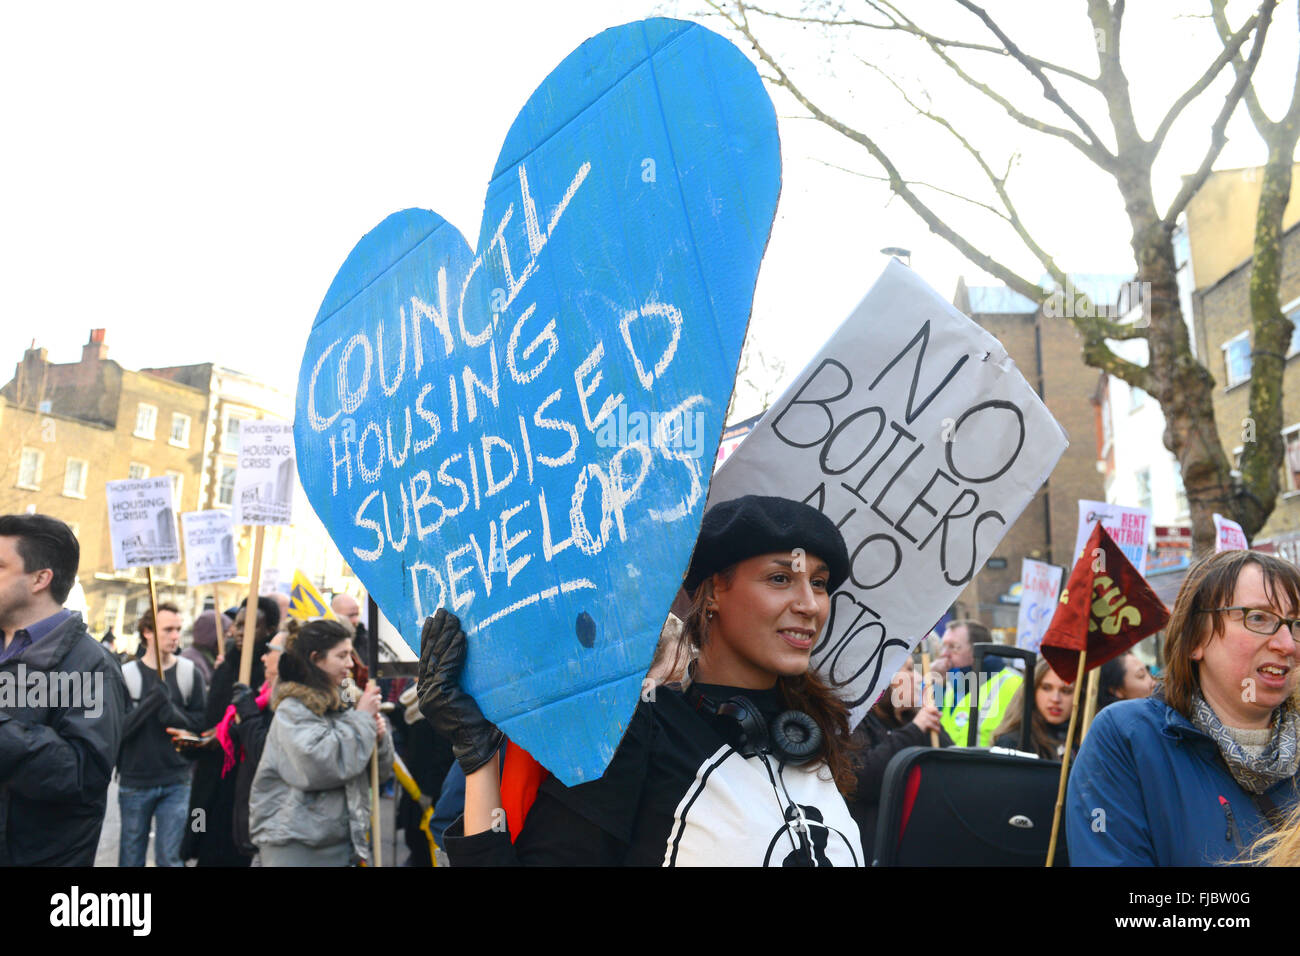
[0,514,126,865]
[118,601,207,866]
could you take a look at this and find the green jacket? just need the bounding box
[938,666,1023,747]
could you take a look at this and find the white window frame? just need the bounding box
[169,413,191,448]
[222,414,246,455]
[166,470,184,509]
[1285,296,1300,358]
[1222,331,1252,388]
[134,403,158,440]
[17,448,44,490]
[1282,424,1300,497]
[127,461,150,480]
[217,463,237,506]
[62,457,88,498]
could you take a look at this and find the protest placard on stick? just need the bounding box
[231,419,291,686]
[1016,558,1064,654]
[1073,499,1150,576]
[107,476,180,681]
[292,19,781,784]
[181,510,238,587]
[706,260,1069,727]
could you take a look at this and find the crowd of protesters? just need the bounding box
[2,507,1300,867]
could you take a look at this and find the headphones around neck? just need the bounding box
[690,687,824,766]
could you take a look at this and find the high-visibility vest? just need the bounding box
[939,667,1023,748]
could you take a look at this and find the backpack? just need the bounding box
[122,657,196,707]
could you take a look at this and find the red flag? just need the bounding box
[1040,523,1169,683]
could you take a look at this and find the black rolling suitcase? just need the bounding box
[872,643,1070,866]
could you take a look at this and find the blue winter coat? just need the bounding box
[1066,696,1300,866]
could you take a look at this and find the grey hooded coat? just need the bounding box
[249,681,394,863]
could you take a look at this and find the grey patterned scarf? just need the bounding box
[1190,691,1300,794]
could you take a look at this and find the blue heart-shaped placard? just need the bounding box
[294,18,779,784]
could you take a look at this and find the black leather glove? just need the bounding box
[231,683,259,722]
[417,609,503,775]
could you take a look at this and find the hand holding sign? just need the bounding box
[294,19,780,783]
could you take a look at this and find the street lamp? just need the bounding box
[880,246,912,266]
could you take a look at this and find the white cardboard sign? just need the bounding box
[232,420,295,526]
[181,509,238,585]
[1073,499,1150,576]
[707,261,1068,722]
[1214,512,1249,552]
[1016,557,1064,654]
[106,476,180,568]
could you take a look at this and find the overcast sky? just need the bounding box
[2,1,1295,420]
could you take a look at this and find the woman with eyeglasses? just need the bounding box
[1066,549,1300,865]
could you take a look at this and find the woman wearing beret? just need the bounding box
[418,494,863,866]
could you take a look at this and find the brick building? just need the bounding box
[1197,220,1300,548]
[950,278,1110,633]
[0,330,210,634]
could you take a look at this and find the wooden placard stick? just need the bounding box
[213,584,225,666]
[1046,647,1087,867]
[1080,666,1102,742]
[146,566,164,682]
[238,525,265,687]
[370,747,382,867]
[920,650,939,748]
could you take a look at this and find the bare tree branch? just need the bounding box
[1148,11,1259,153]
[1163,0,1277,227]
[952,0,1112,154]
[734,1,1100,86]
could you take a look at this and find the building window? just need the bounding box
[134,403,158,439]
[62,458,88,498]
[1285,297,1300,357]
[1135,468,1152,514]
[17,448,44,489]
[1284,428,1300,494]
[103,593,124,633]
[170,413,191,447]
[218,464,236,506]
[166,470,184,509]
[37,400,51,413]
[222,416,244,455]
[1223,333,1251,388]
[128,462,149,480]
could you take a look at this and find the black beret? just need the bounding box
[683,495,850,593]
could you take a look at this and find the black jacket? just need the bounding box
[0,612,127,865]
[118,659,207,787]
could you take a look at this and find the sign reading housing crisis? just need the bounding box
[293,19,780,784]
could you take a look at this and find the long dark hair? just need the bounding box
[995,659,1072,760]
[277,618,351,704]
[1096,653,1130,712]
[674,571,858,796]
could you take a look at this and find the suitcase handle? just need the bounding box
[967,643,1037,749]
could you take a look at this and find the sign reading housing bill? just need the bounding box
[107,476,180,568]
[181,510,238,585]
[232,420,295,526]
